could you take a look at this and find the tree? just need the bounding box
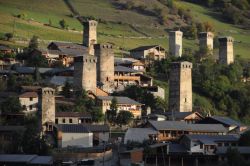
[0,97,22,114]
[59,19,68,29]
[62,80,72,98]
[107,97,118,123]
[27,53,48,67]
[28,35,39,50]
[7,74,17,91]
[4,33,13,41]
[116,111,134,126]
[33,67,41,82]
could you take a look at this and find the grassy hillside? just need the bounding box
[0,0,249,59]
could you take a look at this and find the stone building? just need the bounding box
[73,55,97,94]
[83,20,98,55]
[19,92,39,114]
[169,31,183,57]
[41,87,55,132]
[198,32,214,53]
[169,61,192,112]
[95,44,114,93]
[129,45,166,60]
[219,37,234,65]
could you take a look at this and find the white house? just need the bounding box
[19,92,39,113]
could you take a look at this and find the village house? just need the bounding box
[146,120,227,142]
[19,91,39,114]
[57,124,110,148]
[124,128,158,144]
[129,45,166,60]
[0,45,14,55]
[179,134,239,155]
[164,111,204,124]
[96,96,143,118]
[55,111,92,125]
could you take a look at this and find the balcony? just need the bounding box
[114,75,140,81]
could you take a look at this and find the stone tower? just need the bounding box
[169,61,192,112]
[83,20,98,55]
[41,87,55,132]
[169,31,183,57]
[94,44,114,93]
[198,32,214,53]
[74,55,97,94]
[218,37,234,65]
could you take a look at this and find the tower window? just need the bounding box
[185,98,187,103]
[106,77,109,81]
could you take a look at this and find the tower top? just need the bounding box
[170,61,193,69]
[41,87,55,95]
[198,32,214,39]
[169,30,183,36]
[94,43,113,49]
[218,36,234,43]
[83,20,98,26]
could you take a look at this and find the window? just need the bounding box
[55,119,58,124]
[29,105,33,110]
[69,119,73,123]
[30,97,33,101]
[200,144,203,149]
[185,98,187,103]
[62,119,65,123]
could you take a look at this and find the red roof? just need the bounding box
[19,92,38,98]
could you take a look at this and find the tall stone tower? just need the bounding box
[169,61,193,112]
[83,20,98,55]
[218,37,234,65]
[169,31,183,57]
[198,32,214,53]
[41,87,55,132]
[74,55,97,94]
[94,44,114,93]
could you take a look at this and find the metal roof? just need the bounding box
[210,116,242,127]
[49,76,73,86]
[19,92,38,98]
[115,65,140,73]
[164,111,203,120]
[0,154,53,165]
[57,124,109,133]
[184,134,239,145]
[130,45,165,52]
[149,120,227,133]
[97,96,142,105]
[216,147,250,155]
[124,128,157,144]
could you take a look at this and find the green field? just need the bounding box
[0,0,249,58]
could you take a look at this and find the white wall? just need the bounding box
[62,132,93,148]
[19,97,38,113]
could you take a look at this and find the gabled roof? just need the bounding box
[164,111,204,120]
[55,111,91,118]
[48,42,88,56]
[209,116,242,127]
[130,45,165,52]
[148,120,227,133]
[19,92,38,98]
[57,124,109,133]
[97,96,142,105]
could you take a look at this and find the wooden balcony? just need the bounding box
[114,75,140,81]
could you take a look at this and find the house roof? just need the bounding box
[0,45,12,51]
[97,96,142,105]
[19,92,38,98]
[0,126,25,131]
[209,116,242,127]
[148,120,227,133]
[49,76,73,86]
[48,42,88,56]
[55,111,91,118]
[115,65,139,73]
[124,128,157,144]
[21,86,42,92]
[164,111,203,120]
[184,134,239,145]
[57,124,109,133]
[0,154,53,165]
[130,45,165,52]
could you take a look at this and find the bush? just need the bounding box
[4,33,13,41]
